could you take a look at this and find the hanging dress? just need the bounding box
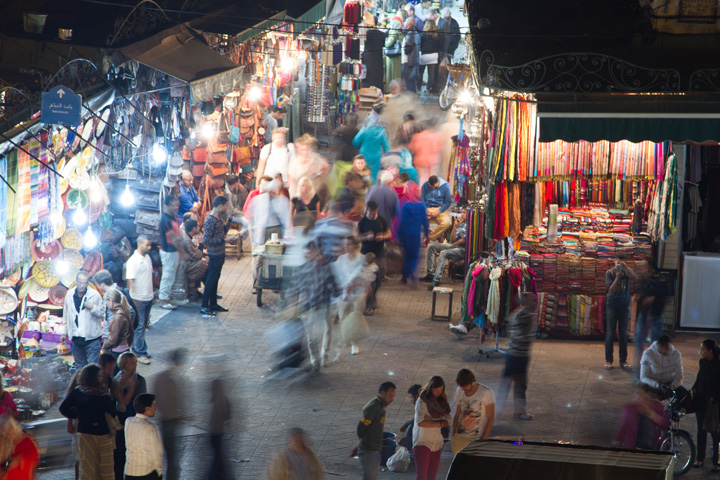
[486,267,502,326]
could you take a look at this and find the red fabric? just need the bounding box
[242,189,261,218]
[0,391,18,418]
[613,399,668,449]
[5,436,40,480]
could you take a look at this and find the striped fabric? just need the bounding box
[76,432,114,480]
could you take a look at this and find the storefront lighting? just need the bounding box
[120,184,135,207]
[50,211,63,225]
[83,228,98,250]
[458,89,474,106]
[55,260,69,275]
[248,86,262,102]
[281,56,295,71]
[152,144,168,164]
[201,122,216,140]
[72,208,87,226]
[89,179,103,203]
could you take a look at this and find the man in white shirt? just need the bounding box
[255,127,295,186]
[452,368,495,455]
[126,236,155,365]
[63,271,105,367]
[125,393,164,480]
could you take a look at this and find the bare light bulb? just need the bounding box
[201,122,215,140]
[281,56,295,71]
[152,144,167,164]
[72,209,87,226]
[120,184,135,206]
[248,86,262,102]
[55,260,69,275]
[83,228,98,249]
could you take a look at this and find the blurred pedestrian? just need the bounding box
[112,352,147,480]
[410,124,442,186]
[384,17,404,94]
[419,20,441,95]
[398,183,429,284]
[224,174,249,224]
[399,384,422,454]
[414,376,451,480]
[452,369,495,455]
[264,106,286,143]
[356,382,397,480]
[124,393,163,480]
[158,196,183,309]
[336,172,366,220]
[634,260,667,380]
[291,177,320,228]
[604,253,637,370]
[366,170,399,231]
[59,364,118,480]
[0,415,39,480]
[201,195,231,317]
[351,155,373,189]
[332,237,371,356]
[265,428,324,480]
[256,127,295,186]
[180,219,208,301]
[63,271,105,368]
[288,134,330,200]
[421,176,451,242]
[313,202,354,261]
[402,18,420,93]
[358,201,392,314]
[613,384,667,449]
[286,241,337,372]
[124,236,154,365]
[353,112,390,182]
[693,339,720,470]
[209,379,232,480]
[496,293,537,421]
[93,270,137,362]
[154,348,187,480]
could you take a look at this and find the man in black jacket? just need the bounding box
[438,8,461,61]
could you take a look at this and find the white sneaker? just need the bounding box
[161,303,177,310]
[351,345,360,355]
[449,323,468,335]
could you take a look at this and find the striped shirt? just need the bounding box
[124,413,164,477]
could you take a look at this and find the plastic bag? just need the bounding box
[386,446,411,472]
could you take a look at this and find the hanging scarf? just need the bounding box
[487,267,502,325]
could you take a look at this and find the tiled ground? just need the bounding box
[37,246,715,479]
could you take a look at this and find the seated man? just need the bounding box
[181,218,209,300]
[421,175,452,242]
[422,215,466,288]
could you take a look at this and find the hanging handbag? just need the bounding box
[383,42,401,57]
[239,109,256,139]
[233,146,253,166]
[207,140,229,165]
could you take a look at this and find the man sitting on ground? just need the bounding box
[181,219,209,300]
[422,215,466,289]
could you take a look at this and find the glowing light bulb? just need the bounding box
[83,228,98,249]
[72,209,87,226]
[201,122,215,140]
[50,211,63,225]
[55,260,69,275]
[458,89,474,106]
[120,184,135,206]
[281,56,295,71]
[248,86,262,102]
[152,144,167,164]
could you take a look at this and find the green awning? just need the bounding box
[538,113,720,143]
[236,11,287,45]
[293,0,326,31]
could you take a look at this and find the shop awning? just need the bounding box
[235,11,287,45]
[292,0,326,31]
[121,25,243,101]
[536,94,720,143]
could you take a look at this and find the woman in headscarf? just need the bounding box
[398,182,429,284]
[384,16,404,94]
[413,376,451,480]
[353,112,390,182]
[59,364,118,480]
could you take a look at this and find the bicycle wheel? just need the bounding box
[659,429,696,476]
[438,82,457,111]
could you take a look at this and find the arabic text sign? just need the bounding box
[41,85,82,126]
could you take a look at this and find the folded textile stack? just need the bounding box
[568,256,583,293]
[581,257,595,295]
[556,255,570,293]
[596,258,612,294]
[543,253,557,292]
[530,254,544,291]
[633,234,653,259]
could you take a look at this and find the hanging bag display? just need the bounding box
[233,146,253,166]
[239,109,256,140]
[207,139,229,165]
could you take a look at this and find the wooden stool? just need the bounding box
[431,287,453,321]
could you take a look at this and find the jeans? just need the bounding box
[209,434,229,480]
[202,254,225,308]
[358,449,381,480]
[161,419,180,480]
[403,64,418,93]
[633,311,663,380]
[427,208,451,241]
[697,408,720,464]
[497,355,529,416]
[131,300,153,357]
[426,243,465,282]
[72,336,101,367]
[159,250,180,301]
[605,300,630,364]
[413,445,442,480]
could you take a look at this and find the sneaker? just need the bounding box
[137,356,151,365]
[200,308,216,317]
[351,345,360,355]
[173,298,189,306]
[211,305,229,312]
[620,363,632,371]
[515,413,533,421]
[427,281,439,291]
[420,274,434,283]
[449,323,468,335]
[161,303,177,310]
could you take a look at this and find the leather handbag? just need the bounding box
[207,141,229,165]
[239,109,255,139]
[234,146,252,166]
[192,148,207,177]
[134,209,161,229]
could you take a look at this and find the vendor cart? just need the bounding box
[252,249,297,307]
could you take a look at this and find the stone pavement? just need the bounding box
[38,247,715,479]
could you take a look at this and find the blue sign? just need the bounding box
[41,85,82,126]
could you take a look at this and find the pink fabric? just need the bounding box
[0,390,18,418]
[413,445,442,480]
[613,399,668,449]
[468,264,485,318]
